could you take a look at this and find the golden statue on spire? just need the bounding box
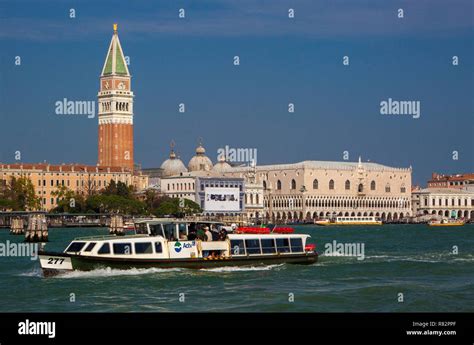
[113,23,118,33]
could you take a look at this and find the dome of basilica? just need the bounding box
[188,143,213,172]
[160,149,188,177]
[212,154,232,173]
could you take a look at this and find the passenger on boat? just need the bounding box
[179,232,188,240]
[218,229,228,241]
[196,227,207,241]
[204,226,213,242]
[188,229,197,240]
[210,226,219,241]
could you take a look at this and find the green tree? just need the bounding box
[51,185,86,213]
[0,198,16,211]
[86,194,146,215]
[116,181,132,198]
[143,189,160,210]
[4,177,41,211]
[152,198,201,217]
[103,179,117,195]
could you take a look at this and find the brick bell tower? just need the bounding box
[98,23,134,170]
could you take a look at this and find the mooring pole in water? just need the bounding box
[109,214,124,235]
[10,217,24,235]
[25,214,48,242]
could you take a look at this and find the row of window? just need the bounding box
[428,181,474,187]
[268,198,410,209]
[270,179,406,193]
[230,238,304,255]
[200,183,243,191]
[167,182,195,191]
[245,193,260,205]
[66,238,306,256]
[168,194,195,198]
[425,198,472,207]
[36,178,127,188]
[66,241,163,255]
[4,172,126,177]
[100,101,130,112]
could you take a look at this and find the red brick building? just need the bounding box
[428,173,474,189]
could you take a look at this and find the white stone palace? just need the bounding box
[222,157,412,222]
[154,141,413,222]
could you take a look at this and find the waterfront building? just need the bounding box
[195,176,245,216]
[412,187,474,219]
[0,163,148,211]
[97,24,134,170]
[158,173,245,216]
[239,164,264,220]
[141,167,163,188]
[151,146,260,218]
[160,175,197,201]
[428,172,474,189]
[153,142,411,222]
[222,157,412,222]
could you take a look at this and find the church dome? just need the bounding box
[160,149,188,177]
[195,145,206,155]
[212,155,232,173]
[188,143,213,172]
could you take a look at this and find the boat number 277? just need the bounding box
[47,257,65,265]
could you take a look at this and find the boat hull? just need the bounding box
[39,251,318,277]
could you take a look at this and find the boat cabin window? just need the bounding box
[149,224,164,237]
[290,238,304,252]
[276,238,291,253]
[98,243,110,255]
[155,242,163,254]
[66,242,86,253]
[84,242,96,252]
[261,238,276,254]
[136,223,148,235]
[113,243,132,255]
[178,223,188,240]
[230,239,245,255]
[245,239,261,255]
[163,223,176,241]
[135,242,153,254]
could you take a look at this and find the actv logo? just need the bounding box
[174,241,195,253]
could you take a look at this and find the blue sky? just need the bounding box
[0,0,473,185]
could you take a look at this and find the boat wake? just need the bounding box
[366,253,474,263]
[200,264,285,273]
[18,267,43,278]
[55,267,183,279]
[320,252,474,264]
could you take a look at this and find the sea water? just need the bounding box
[0,225,473,312]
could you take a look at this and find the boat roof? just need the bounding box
[228,233,309,239]
[135,218,225,225]
[73,234,151,242]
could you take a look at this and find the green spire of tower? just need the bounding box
[101,24,130,76]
